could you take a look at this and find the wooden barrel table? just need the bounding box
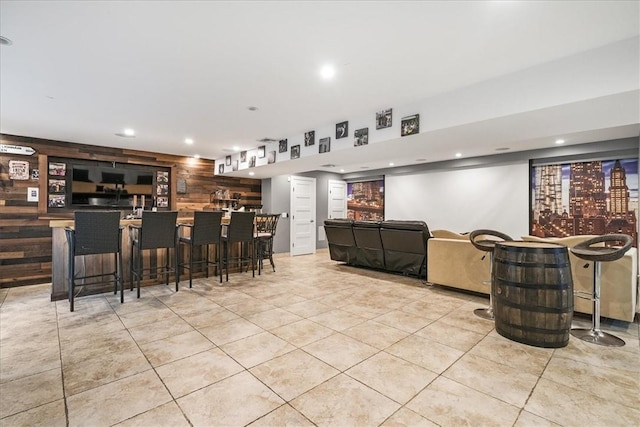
[492,241,573,348]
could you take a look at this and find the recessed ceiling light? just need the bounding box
[185,138,194,145]
[340,169,345,173]
[389,162,394,166]
[0,36,13,46]
[249,172,255,176]
[455,152,462,158]
[115,128,136,138]
[320,64,336,80]
[232,146,240,152]
[193,154,200,159]
[555,139,565,145]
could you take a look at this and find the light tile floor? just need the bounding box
[1,249,638,426]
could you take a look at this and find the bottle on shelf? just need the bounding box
[152,197,158,212]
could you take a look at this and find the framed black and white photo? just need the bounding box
[319,137,331,153]
[291,144,300,159]
[258,146,266,158]
[218,163,224,174]
[225,155,232,166]
[336,121,348,139]
[240,151,247,163]
[232,160,239,171]
[376,108,392,129]
[157,171,169,183]
[401,114,420,136]
[268,151,276,164]
[279,139,288,153]
[249,156,256,168]
[304,131,315,146]
[354,128,369,146]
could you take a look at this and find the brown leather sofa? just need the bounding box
[324,219,431,278]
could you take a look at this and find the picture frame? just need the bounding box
[376,108,392,130]
[232,160,239,171]
[401,114,420,137]
[225,155,232,166]
[48,178,66,193]
[48,161,66,177]
[279,139,288,153]
[291,144,301,159]
[319,137,331,153]
[157,171,169,183]
[157,196,169,208]
[218,163,225,174]
[304,131,315,146]
[48,194,66,208]
[258,146,266,158]
[530,158,638,246]
[354,128,369,146]
[240,151,247,163]
[249,156,256,168]
[157,184,169,195]
[9,160,29,180]
[336,121,348,139]
[268,151,276,164]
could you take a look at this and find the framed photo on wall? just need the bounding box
[225,155,232,166]
[376,109,392,130]
[279,139,288,153]
[336,121,348,139]
[319,137,331,153]
[240,151,247,163]
[291,145,300,159]
[530,158,638,246]
[354,128,369,146]
[268,151,276,164]
[304,131,315,146]
[258,146,266,158]
[401,114,420,137]
[218,163,224,174]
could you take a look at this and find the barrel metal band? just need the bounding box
[494,295,573,313]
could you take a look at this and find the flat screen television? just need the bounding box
[68,160,156,208]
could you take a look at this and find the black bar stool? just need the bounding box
[469,229,513,320]
[64,211,123,312]
[221,211,256,281]
[129,211,179,297]
[570,234,633,347]
[255,213,280,273]
[177,211,223,287]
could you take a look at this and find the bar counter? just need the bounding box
[49,216,231,301]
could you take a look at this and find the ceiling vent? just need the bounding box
[257,138,277,143]
[321,164,336,168]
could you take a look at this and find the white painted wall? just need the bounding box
[385,162,530,238]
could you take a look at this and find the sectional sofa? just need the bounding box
[323,219,430,278]
[427,230,638,322]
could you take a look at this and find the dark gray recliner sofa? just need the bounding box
[324,219,431,279]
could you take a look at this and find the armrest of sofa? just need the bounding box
[427,237,490,294]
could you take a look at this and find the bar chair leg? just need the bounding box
[474,252,495,320]
[571,262,625,347]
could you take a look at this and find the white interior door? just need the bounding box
[328,180,347,219]
[290,175,316,256]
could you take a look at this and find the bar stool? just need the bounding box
[255,213,280,273]
[221,211,256,281]
[129,211,179,297]
[177,211,223,287]
[469,229,513,320]
[570,234,633,347]
[65,211,123,312]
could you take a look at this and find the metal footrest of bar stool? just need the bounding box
[469,229,513,320]
[570,234,632,347]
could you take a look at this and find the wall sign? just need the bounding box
[9,160,29,180]
[0,144,36,156]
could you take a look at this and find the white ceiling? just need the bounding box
[1,1,639,179]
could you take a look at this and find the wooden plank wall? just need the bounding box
[0,133,261,288]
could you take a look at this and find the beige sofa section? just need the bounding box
[522,235,638,322]
[427,230,638,322]
[427,230,490,294]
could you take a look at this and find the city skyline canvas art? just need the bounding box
[347,179,384,221]
[531,158,638,246]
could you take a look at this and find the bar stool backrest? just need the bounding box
[227,211,255,243]
[139,211,178,249]
[73,211,122,255]
[256,213,280,236]
[191,211,223,245]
